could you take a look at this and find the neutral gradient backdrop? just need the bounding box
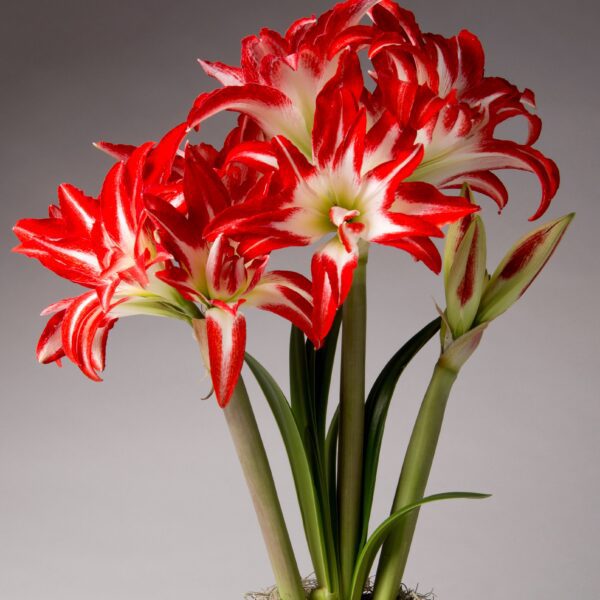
[1,1,599,599]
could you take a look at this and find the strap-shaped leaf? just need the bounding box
[245,353,332,591]
[289,326,314,452]
[290,318,343,595]
[310,311,342,445]
[360,318,441,545]
[324,406,339,541]
[351,491,490,600]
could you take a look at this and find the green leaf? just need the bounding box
[360,318,441,546]
[245,353,332,592]
[289,326,313,451]
[291,319,343,596]
[351,492,490,600]
[311,310,342,445]
[324,406,339,541]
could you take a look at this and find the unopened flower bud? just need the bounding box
[443,184,478,288]
[476,213,574,324]
[445,216,487,338]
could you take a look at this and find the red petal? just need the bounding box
[377,235,442,273]
[184,145,230,230]
[144,195,203,272]
[224,140,278,172]
[61,291,116,381]
[245,270,315,343]
[202,308,247,408]
[145,123,188,186]
[390,182,479,226]
[57,183,98,234]
[311,239,357,344]
[441,171,508,211]
[93,141,137,161]
[37,309,67,365]
[188,85,292,131]
[198,59,244,86]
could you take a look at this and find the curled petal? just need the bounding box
[224,140,279,172]
[244,270,315,343]
[377,235,442,273]
[328,24,376,58]
[60,292,117,381]
[188,85,307,149]
[414,139,559,220]
[36,309,67,365]
[369,2,423,45]
[441,171,508,211]
[389,182,479,226]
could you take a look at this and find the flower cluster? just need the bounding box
[14,0,559,407]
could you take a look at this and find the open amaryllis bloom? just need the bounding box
[362,1,559,218]
[14,2,573,600]
[204,54,477,343]
[13,126,197,381]
[14,119,314,407]
[189,0,558,221]
[144,142,314,407]
[189,0,381,156]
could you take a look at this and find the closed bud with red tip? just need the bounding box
[443,187,486,338]
[476,213,574,324]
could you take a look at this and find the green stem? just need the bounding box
[338,243,368,598]
[373,362,457,600]
[224,379,305,600]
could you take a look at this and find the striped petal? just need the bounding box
[60,292,117,381]
[198,59,244,86]
[244,270,314,343]
[311,237,358,345]
[413,139,559,220]
[193,308,247,408]
[36,309,67,366]
[188,86,308,152]
[13,219,102,286]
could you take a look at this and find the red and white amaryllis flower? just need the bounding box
[189,0,381,156]
[13,125,196,381]
[144,143,314,407]
[14,118,314,408]
[190,0,558,221]
[204,57,477,343]
[362,1,559,218]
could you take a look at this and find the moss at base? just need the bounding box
[245,580,435,600]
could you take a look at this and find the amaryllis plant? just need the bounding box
[14,1,572,599]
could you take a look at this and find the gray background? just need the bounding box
[1,1,599,598]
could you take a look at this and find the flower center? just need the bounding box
[329,205,360,227]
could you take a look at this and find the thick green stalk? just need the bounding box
[224,379,305,600]
[338,244,368,597]
[373,362,457,600]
